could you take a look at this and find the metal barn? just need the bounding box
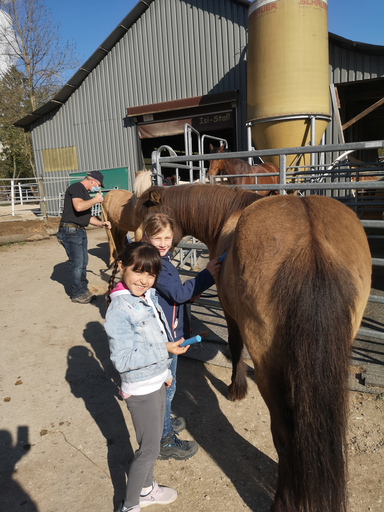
[14,0,384,215]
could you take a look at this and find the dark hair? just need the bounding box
[106,242,161,306]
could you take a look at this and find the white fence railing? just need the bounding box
[0,176,117,217]
[0,178,42,216]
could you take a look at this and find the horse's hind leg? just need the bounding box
[224,313,248,401]
[116,228,127,255]
[108,224,118,267]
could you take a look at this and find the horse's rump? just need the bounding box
[234,195,371,512]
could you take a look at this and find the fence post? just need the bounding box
[18,183,23,205]
[11,180,15,216]
[38,177,47,223]
[279,154,287,195]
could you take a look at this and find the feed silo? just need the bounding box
[247,0,330,166]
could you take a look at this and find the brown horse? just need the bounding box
[208,144,279,196]
[134,183,371,512]
[102,170,152,266]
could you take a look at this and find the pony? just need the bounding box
[102,169,152,266]
[134,183,372,512]
[208,144,279,196]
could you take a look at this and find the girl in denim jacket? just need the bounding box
[104,242,189,512]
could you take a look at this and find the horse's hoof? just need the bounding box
[228,383,247,401]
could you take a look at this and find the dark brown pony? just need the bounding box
[208,144,279,196]
[134,183,372,512]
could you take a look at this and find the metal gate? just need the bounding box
[151,135,384,390]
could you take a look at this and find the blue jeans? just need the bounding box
[162,353,177,439]
[56,227,88,298]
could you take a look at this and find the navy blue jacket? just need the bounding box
[155,253,215,340]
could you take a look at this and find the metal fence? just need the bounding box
[151,139,384,342]
[0,175,116,218]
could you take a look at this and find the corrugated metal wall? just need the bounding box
[30,0,249,211]
[29,1,384,211]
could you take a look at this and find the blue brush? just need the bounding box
[180,335,202,347]
[219,252,226,262]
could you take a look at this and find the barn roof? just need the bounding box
[14,0,384,130]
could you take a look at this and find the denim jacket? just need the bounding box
[104,287,174,384]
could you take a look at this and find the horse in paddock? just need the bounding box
[102,170,152,266]
[208,143,279,196]
[134,183,372,512]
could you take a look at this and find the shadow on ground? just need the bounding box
[173,357,276,511]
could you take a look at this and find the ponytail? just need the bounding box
[106,260,119,307]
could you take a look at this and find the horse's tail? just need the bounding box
[271,239,357,512]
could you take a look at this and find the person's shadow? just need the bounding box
[173,357,277,511]
[88,241,110,267]
[51,261,72,296]
[66,321,134,509]
[0,427,38,511]
[51,244,113,313]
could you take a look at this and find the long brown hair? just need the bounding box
[106,242,161,306]
[143,212,175,239]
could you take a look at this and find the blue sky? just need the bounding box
[44,0,383,82]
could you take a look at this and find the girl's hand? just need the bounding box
[190,294,201,303]
[206,256,222,277]
[165,377,173,388]
[166,338,189,355]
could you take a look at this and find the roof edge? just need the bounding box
[14,5,384,131]
[329,32,384,56]
[14,0,154,130]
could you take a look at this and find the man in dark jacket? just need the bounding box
[57,171,111,303]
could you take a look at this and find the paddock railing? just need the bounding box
[152,140,384,342]
[0,175,118,218]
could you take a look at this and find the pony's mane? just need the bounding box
[136,183,261,244]
[210,146,230,154]
[134,169,152,196]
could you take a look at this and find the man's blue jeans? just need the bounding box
[57,227,89,298]
[162,353,177,439]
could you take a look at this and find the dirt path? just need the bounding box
[0,227,383,512]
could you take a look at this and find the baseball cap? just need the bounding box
[87,170,105,188]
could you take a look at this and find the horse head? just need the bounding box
[134,186,183,245]
[208,143,226,176]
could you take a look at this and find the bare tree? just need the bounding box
[0,0,81,111]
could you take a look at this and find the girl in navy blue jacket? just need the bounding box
[143,212,221,460]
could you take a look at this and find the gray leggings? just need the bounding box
[124,386,165,508]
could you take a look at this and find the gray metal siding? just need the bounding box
[329,42,384,85]
[30,0,384,205]
[30,0,249,205]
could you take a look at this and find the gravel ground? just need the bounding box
[0,224,383,512]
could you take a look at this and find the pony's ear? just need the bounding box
[209,144,213,151]
[148,189,163,206]
[219,144,225,153]
[135,171,139,177]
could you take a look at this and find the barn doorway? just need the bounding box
[127,91,238,181]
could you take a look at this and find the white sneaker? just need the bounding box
[116,502,141,512]
[139,481,177,507]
